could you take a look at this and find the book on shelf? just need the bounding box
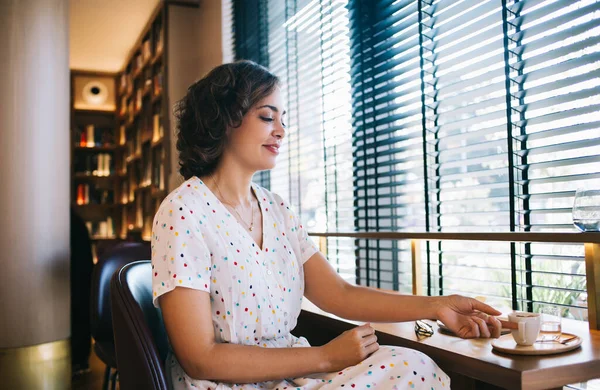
[135,196,143,228]
[128,101,134,122]
[156,27,164,55]
[135,54,143,73]
[142,39,152,62]
[135,129,142,155]
[152,114,164,142]
[119,73,128,93]
[86,125,95,147]
[74,153,112,176]
[120,96,128,116]
[153,71,163,96]
[92,153,112,176]
[136,89,142,111]
[119,125,126,145]
[75,184,114,205]
[85,216,116,239]
[75,125,113,148]
[126,74,133,95]
[121,209,128,238]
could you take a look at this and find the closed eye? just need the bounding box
[260,116,286,128]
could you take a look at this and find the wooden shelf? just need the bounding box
[74,108,115,115]
[74,173,116,180]
[74,203,117,208]
[91,236,119,241]
[74,145,116,152]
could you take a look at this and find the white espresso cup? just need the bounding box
[508,311,541,346]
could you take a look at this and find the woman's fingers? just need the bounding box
[361,334,378,347]
[487,315,502,338]
[364,342,380,355]
[471,299,502,316]
[472,316,491,338]
[357,323,375,337]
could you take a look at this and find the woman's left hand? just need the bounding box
[435,295,503,339]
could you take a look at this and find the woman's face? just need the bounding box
[224,87,286,172]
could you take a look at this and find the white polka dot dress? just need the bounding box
[152,177,450,390]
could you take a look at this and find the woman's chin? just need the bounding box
[257,156,278,171]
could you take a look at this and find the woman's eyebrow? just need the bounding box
[257,105,287,115]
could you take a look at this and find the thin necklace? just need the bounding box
[211,174,255,231]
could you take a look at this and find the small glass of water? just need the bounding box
[540,306,562,342]
[572,189,600,232]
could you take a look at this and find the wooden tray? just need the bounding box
[491,332,582,356]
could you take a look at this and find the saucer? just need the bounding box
[491,332,582,356]
[437,319,511,336]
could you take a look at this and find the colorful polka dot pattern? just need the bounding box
[152,177,450,389]
[151,177,317,335]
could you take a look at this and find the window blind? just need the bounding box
[236,0,356,280]
[347,0,599,315]
[233,0,272,188]
[419,0,513,305]
[350,0,427,292]
[234,0,600,317]
[507,0,600,319]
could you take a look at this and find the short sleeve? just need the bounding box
[151,198,212,308]
[274,193,320,265]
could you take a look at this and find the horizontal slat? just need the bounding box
[511,49,600,87]
[513,85,600,114]
[510,18,599,71]
[513,102,600,129]
[516,138,600,157]
[512,68,600,102]
[516,171,600,185]
[516,155,600,171]
[512,119,600,142]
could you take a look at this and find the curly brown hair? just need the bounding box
[174,60,280,179]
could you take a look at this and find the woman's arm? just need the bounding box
[159,287,379,383]
[303,251,503,338]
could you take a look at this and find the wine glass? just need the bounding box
[572,189,600,232]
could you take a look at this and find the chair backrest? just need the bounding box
[110,260,169,390]
[91,242,151,344]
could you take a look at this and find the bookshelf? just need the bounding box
[71,2,209,248]
[115,4,170,242]
[71,104,120,244]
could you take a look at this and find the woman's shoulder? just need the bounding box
[252,182,288,207]
[252,183,298,222]
[156,176,206,214]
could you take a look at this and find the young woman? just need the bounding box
[151,60,503,390]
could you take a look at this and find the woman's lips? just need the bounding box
[263,145,280,155]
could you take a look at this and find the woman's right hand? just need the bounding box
[320,323,379,372]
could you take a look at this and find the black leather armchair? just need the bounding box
[90,242,151,389]
[110,260,169,390]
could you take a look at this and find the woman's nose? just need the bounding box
[273,123,285,139]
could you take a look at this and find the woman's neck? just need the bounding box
[203,164,256,208]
